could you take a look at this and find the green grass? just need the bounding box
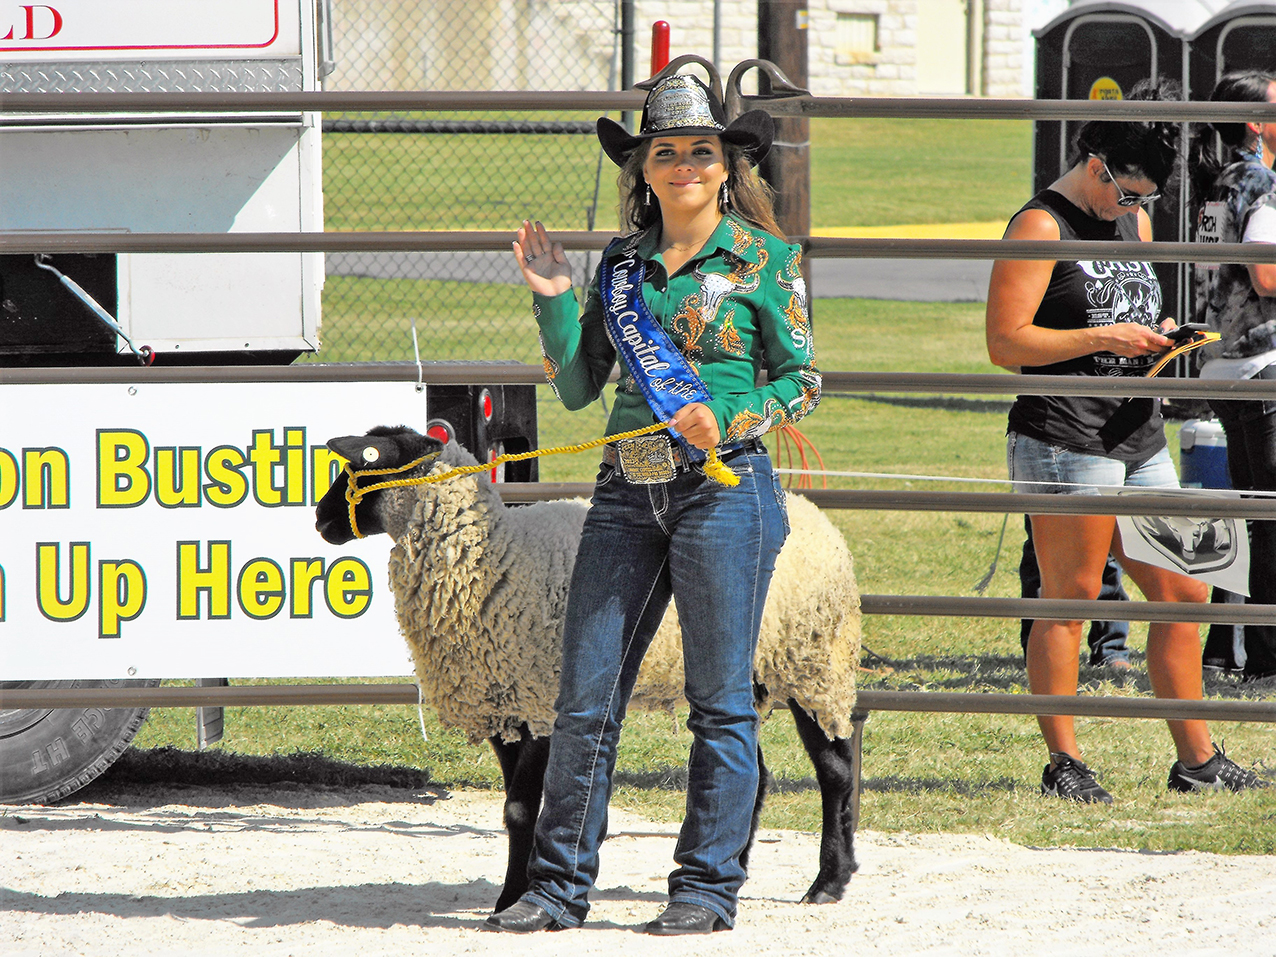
[324,126,616,232]
[319,116,1033,234]
[809,117,1034,227]
[314,274,537,363]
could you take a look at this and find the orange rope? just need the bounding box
[773,425,827,489]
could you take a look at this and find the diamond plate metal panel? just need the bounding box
[0,59,304,93]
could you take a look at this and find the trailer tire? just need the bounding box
[0,679,157,804]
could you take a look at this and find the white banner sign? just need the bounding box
[1110,489,1251,596]
[0,381,421,680]
[0,1,295,57]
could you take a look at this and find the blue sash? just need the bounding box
[599,237,712,461]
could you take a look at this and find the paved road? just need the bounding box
[808,257,992,301]
[326,252,994,303]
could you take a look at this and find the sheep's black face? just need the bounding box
[314,427,444,544]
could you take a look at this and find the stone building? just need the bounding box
[326,0,1027,97]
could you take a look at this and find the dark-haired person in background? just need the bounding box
[1191,69,1276,682]
[986,78,1264,804]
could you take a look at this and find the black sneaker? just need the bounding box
[1168,744,1268,793]
[1041,752,1113,804]
[1202,656,1242,675]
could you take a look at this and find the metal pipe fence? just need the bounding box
[5,91,1276,122]
[3,683,1274,725]
[6,364,1276,525]
[5,89,1275,755]
[0,232,1272,265]
[7,362,1276,405]
[502,482,1276,520]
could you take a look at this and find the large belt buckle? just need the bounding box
[615,435,677,484]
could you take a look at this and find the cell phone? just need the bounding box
[1163,323,1211,343]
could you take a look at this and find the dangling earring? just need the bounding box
[644,184,652,207]
[720,181,730,212]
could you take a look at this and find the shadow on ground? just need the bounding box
[66,746,443,808]
[0,876,657,930]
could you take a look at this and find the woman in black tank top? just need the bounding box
[984,80,1262,801]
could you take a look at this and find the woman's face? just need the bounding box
[642,135,729,217]
[1088,156,1159,221]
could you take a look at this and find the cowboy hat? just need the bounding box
[596,73,773,167]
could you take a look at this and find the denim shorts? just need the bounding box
[1007,431,1180,495]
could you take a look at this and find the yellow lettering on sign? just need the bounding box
[249,430,283,506]
[311,447,347,504]
[1089,76,1123,100]
[204,446,249,508]
[98,430,150,507]
[36,542,91,622]
[238,558,285,619]
[0,448,18,509]
[326,558,372,618]
[155,447,202,508]
[285,428,306,505]
[24,448,70,509]
[99,560,146,638]
[290,558,326,617]
[176,541,231,619]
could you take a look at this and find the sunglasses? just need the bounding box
[1094,156,1160,207]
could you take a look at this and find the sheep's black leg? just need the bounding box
[787,700,860,904]
[487,727,552,913]
[740,743,770,873]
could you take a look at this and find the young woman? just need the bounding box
[486,72,820,934]
[1191,70,1276,680]
[985,79,1262,803]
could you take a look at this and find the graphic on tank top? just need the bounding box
[1079,259,1161,375]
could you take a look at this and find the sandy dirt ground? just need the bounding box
[4,781,1276,957]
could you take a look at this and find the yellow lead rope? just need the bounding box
[1145,331,1221,378]
[345,423,739,539]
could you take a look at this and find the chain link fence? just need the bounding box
[317,0,621,377]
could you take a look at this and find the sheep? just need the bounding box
[315,425,862,912]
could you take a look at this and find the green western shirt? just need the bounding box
[532,213,821,444]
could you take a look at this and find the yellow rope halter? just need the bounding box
[343,422,739,539]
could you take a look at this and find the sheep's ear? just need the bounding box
[327,434,397,470]
[413,435,447,461]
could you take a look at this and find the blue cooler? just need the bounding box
[1179,419,1232,489]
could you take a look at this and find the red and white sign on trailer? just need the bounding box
[0,0,292,55]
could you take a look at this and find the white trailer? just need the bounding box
[0,0,327,363]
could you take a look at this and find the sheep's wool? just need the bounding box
[386,447,860,744]
[388,457,579,744]
[636,492,861,740]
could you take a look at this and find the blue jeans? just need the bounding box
[1007,432,1179,495]
[521,449,788,929]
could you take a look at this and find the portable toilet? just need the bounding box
[1188,0,1276,98]
[1033,0,1226,323]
